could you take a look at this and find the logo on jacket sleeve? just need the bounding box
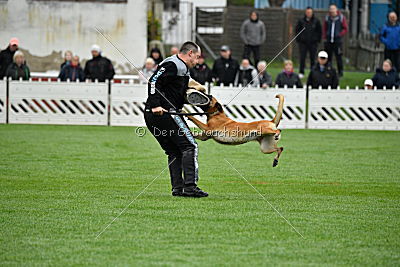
[150,67,166,94]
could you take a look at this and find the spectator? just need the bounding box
[84,44,115,82]
[0,37,19,79]
[379,12,400,73]
[296,6,322,78]
[58,55,85,82]
[364,79,374,90]
[323,3,348,77]
[307,51,339,89]
[212,45,239,86]
[149,47,163,66]
[275,60,303,88]
[60,50,73,70]
[240,11,266,66]
[372,59,400,89]
[234,58,259,87]
[257,60,272,88]
[6,51,30,80]
[169,46,179,56]
[190,54,212,85]
[139,57,155,84]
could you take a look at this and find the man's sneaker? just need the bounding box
[172,188,183,197]
[182,187,209,198]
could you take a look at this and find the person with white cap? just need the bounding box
[84,44,115,82]
[307,50,339,89]
[0,37,19,79]
[364,79,374,89]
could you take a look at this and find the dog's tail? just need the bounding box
[272,94,284,127]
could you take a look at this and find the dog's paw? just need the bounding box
[272,159,278,167]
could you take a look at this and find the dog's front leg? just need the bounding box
[187,115,210,131]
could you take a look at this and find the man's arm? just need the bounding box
[240,20,248,44]
[261,21,266,43]
[339,15,348,37]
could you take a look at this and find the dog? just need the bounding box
[185,81,284,167]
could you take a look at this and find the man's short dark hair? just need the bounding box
[306,6,313,10]
[180,41,199,54]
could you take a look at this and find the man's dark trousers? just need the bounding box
[144,111,198,190]
[384,49,400,73]
[298,42,318,74]
[243,44,260,66]
[325,41,343,75]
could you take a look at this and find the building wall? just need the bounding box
[0,0,147,74]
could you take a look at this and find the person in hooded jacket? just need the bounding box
[240,11,266,66]
[275,60,302,88]
[212,45,239,86]
[6,51,30,81]
[380,12,400,73]
[296,7,322,77]
[234,58,259,87]
[59,55,85,82]
[84,44,115,82]
[0,38,19,79]
[372,59,400,89]
[149,47,164,66]
[189,54,212,85]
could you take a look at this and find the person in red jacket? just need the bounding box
[323,3,348,77]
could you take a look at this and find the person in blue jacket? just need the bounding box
[380,12,400,73]
[372,59,400,89]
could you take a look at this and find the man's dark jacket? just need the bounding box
[212,56,239,86]
[307,63,339,89]
[296,15,322,44]
[84,55,115,82]
[0,46,16,79]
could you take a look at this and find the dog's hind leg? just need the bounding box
[193,131,211,141]
[258,136,284,167]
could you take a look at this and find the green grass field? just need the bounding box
[1,124,399,265]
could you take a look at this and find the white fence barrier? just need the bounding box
[308,88,400,130]
[8,81,108,125]
[0,79,6,124]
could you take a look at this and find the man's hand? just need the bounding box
[152,106,167,115]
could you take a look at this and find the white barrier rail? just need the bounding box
[8,81,108,125]
[308,88,400,130]
[0,79,6,124]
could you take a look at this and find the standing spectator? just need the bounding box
[190,54,212,85]
[6,51,30,80]
[296,7,322,78]
[364,79,374,90]
[307,51,339,89]
[84,44,115,82]
[235,58,259,87]
[169,46,179,56]
[380,12,400,73]
[212,45,239,86]
[58,55,85,82]
[60,50,73,70]
[0,37,19,79]
[275,60,303,88]
[323,3,348,77]
[257,60,272,88]
[139,57,155,84]
[149,47,163,66]
[240,11,266,66]
[372,59,400,89]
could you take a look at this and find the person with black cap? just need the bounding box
[240,11,266,66]
[307,50,339,89]
[211,45,240,86]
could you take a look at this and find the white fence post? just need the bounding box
[0,78,6,124]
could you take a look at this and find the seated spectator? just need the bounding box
[235,58,259,87]
[275,60,303,88]
[257,60,272,88]
[364,79,373,89]
[139,57,155,84]
[84,44,115,82]
[6,50,30,80]
[169,46,179,56]
[0,37,19,79]
[58,55,85,82]
[60,50,73,70]
[371,59,400,89]
[307,51,339,89]
[212,45,239,86]
[149,47,163,66]
[190,54,212,85]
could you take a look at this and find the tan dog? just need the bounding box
[186,83,284,167]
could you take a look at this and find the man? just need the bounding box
[144,41,208,198]
[190,54,212,85]
[307,51,339,89]
[0,38,19,79]
[296,7,322,78]
[169,46,179,56]
[212,45,239,86]
[234,58,259,87]
[323,4,348,77]
[58,55,85,82]
[240,11,266,66]
[257,60,272,88]
[380,12,400,73]
[84,44,115,82]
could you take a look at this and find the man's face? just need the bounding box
[10,44,18,52]
[170,47,179,55]
[71,56,79,67]
[284,62,293,72]
[187,49,201,68]
[257,64,266,73]
[241,59,250,68]
[329,5,338,16]
[220,50,230,59]
[318,57,328,65]
[305,9,313,18]
[389,12,398,24]
[91,50,99,57]
[198,57,205,64]
[383,61,391,72]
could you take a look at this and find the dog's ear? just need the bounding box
[216,102,223,112]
